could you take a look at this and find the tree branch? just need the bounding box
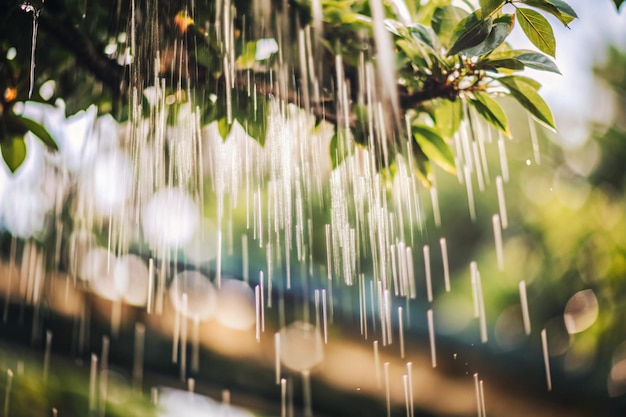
[38,11,126,96]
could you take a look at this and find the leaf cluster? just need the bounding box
[0,0,581,180]
[327,0,576,183]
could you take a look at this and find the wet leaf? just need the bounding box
[463,14,513,57]
[217,117,233,140]
[1,136,27,173]
[408,23,438,51]
[239,116,267,147]
[488,48,535,60]
[236,41,258,70]
[479,58,525,71]
[413,154,433,187]
[521,0,576,26]
[470,92,510,136]
[499,75,555,129]
[14,115,58,150]
[433,99,463,139]
[242,93,268,146]
[480,0,506,16]
[516,52,560,73]
[413,125,456,174]
[516,7,556,57]
[448,11,493,56]
[432,6,468,47]
[547,0,578,19]
[506,74,543,90]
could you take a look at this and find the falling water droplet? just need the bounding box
[541,328,552,391]
[440,238,451,293]
[496,176,508,229]
[21,1,43,99]
[373,340,381,387]
[428,309,436,368]
[89,354,98,413]
[4,369,13,417]
[492,214,504,271]
[398,306,405,359]
[519,280,532,336]
[384,362,391,417]
[474,373,482,417]
[479,379,487,417]
[275,332,281,384]
[423,245,433,303]
[280,378,287,417]
[406,362,414,417]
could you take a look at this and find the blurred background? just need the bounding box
[1,0,626,416]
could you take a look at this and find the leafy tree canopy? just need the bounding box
[0,0,607,180]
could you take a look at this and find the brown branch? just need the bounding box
[36,2,458,129]
[231,71,458,131]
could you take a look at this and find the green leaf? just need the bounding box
[499,75,555,129]
[516,52,561,73]
[413,125,456,174]
[470,92,510,136]
[488,48,535,60]
[244,93,268,146]
[547,0,578,19]
[408,23,438,51]
[239,116,267,146]
[432,6,468,47]
[463,14,514,57]
[217,118,233,140]
[480,0,505,16]
[448,11,493,56]
[516,7,556,57]
[1,136,27,173]
[14,115,58,150]
[329,128,355,169]
[521,0,575,26]
[507,74,543,90]
[478,58,525,71]
[615,0,625,10]
[412,155,433,187]
[433,99,463,139]
[236,41,258,70]
[397,39,428,66]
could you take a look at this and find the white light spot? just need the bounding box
[183,218,219,264]
[494,305,526,351]
[216,278,255,330]
[104,42,117,56]
[169,270,217,321]
[142,187,199,249]
[279,321,324,372]
[6,47,17,60]
[38,80,56,101]
[609,359,626,397]
[118,254,149,306]
[564,289,599,334]
[159,387,255,417]
[89,149,133,216]
[255,38,278,61]
[1,185,50,238]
